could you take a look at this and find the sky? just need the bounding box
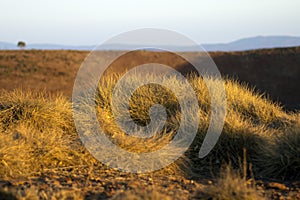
[1,0,300,45]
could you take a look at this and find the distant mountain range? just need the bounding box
[203,36,300,51]
[1,36,300,51]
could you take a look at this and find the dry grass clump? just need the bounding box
[0,90,73,132]
[74,73,200,173]
[225,80,287,126]
[96,83,180,152]
[189,112,271,175]
[188,76,296,176]
[92,72,299,178]
[193,165,265,200]
[0,123,90,178]
[258,115,300,180]
[1,72,299,181]
[0,90,95,178]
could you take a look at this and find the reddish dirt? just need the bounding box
[0,47,299,110]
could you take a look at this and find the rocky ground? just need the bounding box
[1,165,299,199]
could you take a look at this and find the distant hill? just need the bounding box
[0,42,16,49]
[203,36,300,51]
[1,36,300,51]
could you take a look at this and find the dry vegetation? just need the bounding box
[193,164,265,200]
[0,49,300,199]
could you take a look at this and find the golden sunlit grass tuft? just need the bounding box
[94,73,298,177]
[0,89,73,132]
[193,164,265,200]
[0,90,96,179]
[258,116,300,180]
[0,72,299,182]
[225,80,289,127]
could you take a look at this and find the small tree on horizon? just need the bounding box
[17,41,26,49]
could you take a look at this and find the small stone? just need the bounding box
[268,182,288,191]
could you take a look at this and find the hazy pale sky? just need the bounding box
[1,0,299,45]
